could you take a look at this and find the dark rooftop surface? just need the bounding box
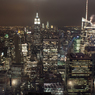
[12,63,23,66]
[85,46,95,51]
[68,53,92,60]
[0,70,7,74]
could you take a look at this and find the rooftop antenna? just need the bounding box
[86,0,88,20]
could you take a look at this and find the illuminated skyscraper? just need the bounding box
[42,23,45,29]
[33,12,41,44]
[42,30,59,73]
[34,13,40,25]
[46,21,49,29]
[80,0,95,53]
[66,53,93,95]
[33,12,42,60]
[34,12,41,30]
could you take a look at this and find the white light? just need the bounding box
[12,79,17,86]
[1,52,4,56]
[76,47,80,50]
[34,22,37,24]
[38,18,40,21]
[42,23,45,28]
[27,31,31,33]
[68,81,73,86]
[38,22,40,24]
[2,88,4,91]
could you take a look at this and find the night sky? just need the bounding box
[0,0,95,26]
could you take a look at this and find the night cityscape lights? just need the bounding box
[0,0,95,95]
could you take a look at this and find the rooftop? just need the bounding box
[12,63,23,67]
[68,53,92,60]
[85,46,95,51]
[0,70,7,75]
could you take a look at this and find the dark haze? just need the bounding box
[0,0,95,26]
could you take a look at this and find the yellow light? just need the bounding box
[18,30,20,33]
[51,25,53,28]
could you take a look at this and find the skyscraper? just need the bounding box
[14,34,21,63]
[33,12,42,60]
[34,12,41,30]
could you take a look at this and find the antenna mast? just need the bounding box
[86,0,88,20]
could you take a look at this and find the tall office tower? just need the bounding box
[14,34,21,63]
[60,30,72,56]
[37,58,43,76]
[57,30,67,83]
[42,23,45,29]
[80,17,95,53]
[80,0,95,53]
[24,57,38,79]
[46,21,49,29]
[73,36,81,53]
[33,12,42,60]
[22,43,28,56]
[42,30,59,73]
[66,53,93,95]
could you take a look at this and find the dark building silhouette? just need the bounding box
[14,34,21,63]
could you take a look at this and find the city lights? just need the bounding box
[12,79,17,86]
[0,0,95,94]
[68,81,73,86]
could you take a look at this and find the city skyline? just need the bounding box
[0,0,95,26]
[0,1,95,93]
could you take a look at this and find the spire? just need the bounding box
[36,12,38,18]
[86,0,88,20]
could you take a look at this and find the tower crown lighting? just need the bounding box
[34,12,41,25]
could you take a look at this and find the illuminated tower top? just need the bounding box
[34,12,41,25]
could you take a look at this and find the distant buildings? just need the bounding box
[1,9,95,95]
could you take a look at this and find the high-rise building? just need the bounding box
[80,0,95,54]
[42,23,45,29]
[46,21,49,29]
[33,12,42,60]
[22,44,28,56]
[42,30,59,73]
[73,36,81,53]
[14,34,21,63]
[66,53,93,95]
